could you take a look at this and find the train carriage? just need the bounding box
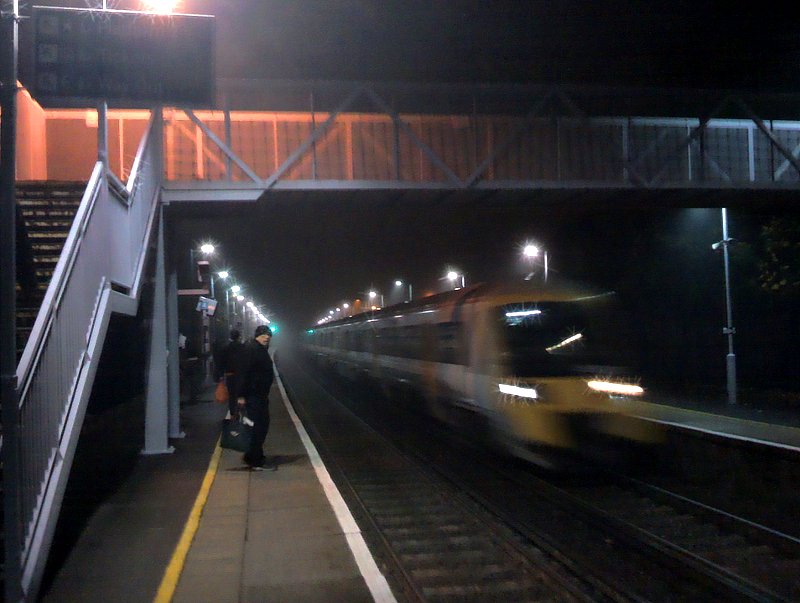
[306,279,663,468]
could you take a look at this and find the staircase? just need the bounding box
[14,183,85,356]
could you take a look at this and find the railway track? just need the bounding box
[279,352,800,601]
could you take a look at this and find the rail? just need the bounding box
[11,112,161,600]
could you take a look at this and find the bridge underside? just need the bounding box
[162,182,799,213]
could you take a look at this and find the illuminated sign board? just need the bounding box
[32,6,215,107]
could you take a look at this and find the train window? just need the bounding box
[436,321,467,365]
[498,299,629,377]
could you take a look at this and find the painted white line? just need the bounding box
[275,372,398,603]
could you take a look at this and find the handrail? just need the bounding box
[15,162,104,399]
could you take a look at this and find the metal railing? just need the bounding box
[153,81,800,198]
[11,112,161,601]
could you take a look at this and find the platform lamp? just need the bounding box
[368,290,384,308]
[228,284,241,331]
[395,279,413,302]
[522,242,548,281]
[446,270,465,290]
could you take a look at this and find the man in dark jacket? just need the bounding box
[232,325,274,469]
[215,329,245,417]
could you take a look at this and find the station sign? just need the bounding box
[196,296,217,315]
[31,6,215,108]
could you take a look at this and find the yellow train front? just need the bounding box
[306,279,664,470]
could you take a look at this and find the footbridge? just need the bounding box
[5,78,800,601]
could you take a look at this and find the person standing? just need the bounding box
[215,329,245,417]
[231,325,274,469]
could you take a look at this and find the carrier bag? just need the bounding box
[221,414,251,452]
[214,380,229,404]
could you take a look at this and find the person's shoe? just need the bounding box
[250,464,265,471]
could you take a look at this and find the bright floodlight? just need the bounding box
[246,301,255,308]
[523,244,539,258]
[236,295,244,302]
[217,271,229,279]
[369,291,377,299]
[230,285,241,293]
[447,271,458,281]
[343,303,349,309]
[199,243,215,255]
[395,280,403,287]
[141,0,179,14]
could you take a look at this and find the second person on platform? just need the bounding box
[231,324,274,469]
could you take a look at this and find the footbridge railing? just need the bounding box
[9,111,164,601]
[159,80,800,201]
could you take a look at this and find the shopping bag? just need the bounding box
[221,415,251,452]
[214,380,229,404]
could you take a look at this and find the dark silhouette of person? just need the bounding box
[215,329,245,417]
[231,325,274,469]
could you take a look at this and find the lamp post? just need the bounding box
[523,243,548,281]
[188,243,215,383]
[712,207,737,405]
[368,290,384,308]
[228,284,240,330]
[395,279,412,302]
[446,270,465,289]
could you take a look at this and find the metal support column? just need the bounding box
[1,1,23,601]
[165,211,184,439]
[142,211,174,455]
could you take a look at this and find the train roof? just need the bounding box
[311,278,615,331]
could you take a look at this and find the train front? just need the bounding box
[485,288,664,468]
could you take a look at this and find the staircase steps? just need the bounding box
[14,182,86,357]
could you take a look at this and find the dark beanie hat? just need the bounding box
[254,325,272,337]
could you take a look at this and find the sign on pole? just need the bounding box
[32,6,215,107]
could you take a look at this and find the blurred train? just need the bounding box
[305,279,663,469]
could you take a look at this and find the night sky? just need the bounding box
[20,1,800,388]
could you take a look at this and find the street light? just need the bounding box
[446,270,465,289]
[368,290,384,308]
[522,242,549,281]
[711,207,737,405]
[394,279,413,302]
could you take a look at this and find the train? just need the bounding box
[304,279,663,469]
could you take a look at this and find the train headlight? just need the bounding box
[499,383,539,402]
[587,380,644,397]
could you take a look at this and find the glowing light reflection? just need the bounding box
[499,383,538,399]
[546,332,583,352]
[505,309,542,318]
[587,380,644,396]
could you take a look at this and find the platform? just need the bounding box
[39,359,799,602]
[41,369,394,603]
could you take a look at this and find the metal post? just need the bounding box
[1,2,23,600]
[223,106,232,180]
[142,212,174,455]
[720,207,737,405]
[408,283,413,302]
[165,213,183,439]
[97,101,108,172]
[544,252,549,282]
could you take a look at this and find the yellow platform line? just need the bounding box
[153,438,223,603]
